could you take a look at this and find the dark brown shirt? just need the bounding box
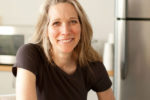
[12,43,112,100]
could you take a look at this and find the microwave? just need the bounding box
[0,26,33,65]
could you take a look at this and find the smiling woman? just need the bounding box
[47,3,81,55]
[11,0,115,100]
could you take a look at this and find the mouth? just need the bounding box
[58,38,74,44]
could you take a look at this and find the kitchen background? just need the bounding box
[0,0,115,99]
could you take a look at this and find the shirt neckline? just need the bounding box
[53,62,79,78]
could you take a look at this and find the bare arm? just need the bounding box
[16,68,37,100]
[97,88,115,100]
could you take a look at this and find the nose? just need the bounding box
[61,23,70,35]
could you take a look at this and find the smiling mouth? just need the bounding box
[58,38,74,44]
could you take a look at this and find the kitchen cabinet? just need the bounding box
[0,70,15,94]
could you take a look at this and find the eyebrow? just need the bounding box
[70,17,79,19]
[50,17,79,22]
[50,18,60,22]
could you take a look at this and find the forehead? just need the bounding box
[48,3,78,20]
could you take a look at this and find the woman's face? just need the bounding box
[47,3,81,54]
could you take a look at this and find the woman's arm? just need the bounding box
[16,68,37,100]
[97,88,115,100]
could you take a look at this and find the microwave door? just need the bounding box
[0,35,24,65]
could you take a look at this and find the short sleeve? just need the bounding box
[12,43,41,77]
[90,61,112,92]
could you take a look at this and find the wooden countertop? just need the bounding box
[0,65,12,71]
[0,65,114,76]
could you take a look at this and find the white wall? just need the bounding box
[79,0,115,41]
[0,0,42,25]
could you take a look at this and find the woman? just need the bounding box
[12,0,115,100]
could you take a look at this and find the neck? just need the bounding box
[53,52,75,68]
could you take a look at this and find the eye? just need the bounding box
[52,21,60,26]
[70,20,78,24]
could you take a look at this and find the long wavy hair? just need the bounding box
[30,0,101,67]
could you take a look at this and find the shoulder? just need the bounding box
[86,61,108,81]
[16,43,42,56]
[15,43,44,66]
[80,61,110,91]
[13,43,44,76]
[88,61,112,92]
[89,61,103,66]
[18,43,40,52]
[81,61,104,72]
[89,61,105,71]
[81,61,106,79]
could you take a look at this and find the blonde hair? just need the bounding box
[30,0,101,67]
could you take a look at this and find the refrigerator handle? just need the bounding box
[116,0,126,18]
[118,20,128,80]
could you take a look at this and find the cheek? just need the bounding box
[48,28,58,41]
[73,26,81,38]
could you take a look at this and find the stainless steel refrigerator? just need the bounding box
[114,0,150,100]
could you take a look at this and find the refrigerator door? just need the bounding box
[116,0,150,18]
[114,20,150,100]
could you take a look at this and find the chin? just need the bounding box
[59,47,74,54]
[62,49,74,54]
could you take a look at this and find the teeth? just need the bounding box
[60,39,72,43]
